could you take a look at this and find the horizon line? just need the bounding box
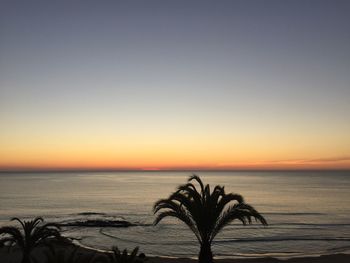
[1,168,349,173]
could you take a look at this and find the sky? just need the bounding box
[1,0,350,171]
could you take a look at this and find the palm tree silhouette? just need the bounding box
[108,246,147,263]
[154,175,267,263]
[0,217,61,263]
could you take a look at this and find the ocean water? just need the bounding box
[0,171,350,258]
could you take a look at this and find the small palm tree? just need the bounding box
[0,217,61,263]
[108,246,147,263]
[154,175,267,263]
[41,245,108,263]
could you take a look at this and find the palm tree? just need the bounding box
[0,217,61,263]
[153,175,267,263]
[108,246,147,263]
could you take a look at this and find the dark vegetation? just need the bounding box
[154,175,267,263]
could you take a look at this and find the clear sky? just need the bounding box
[1,0,350,171]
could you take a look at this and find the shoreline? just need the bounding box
[1,243,350,263]
[75,241,350,261]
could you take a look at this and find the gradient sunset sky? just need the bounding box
[1,0,350,171]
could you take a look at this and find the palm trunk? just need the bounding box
[198,241,213,263]
[21,250,31,263]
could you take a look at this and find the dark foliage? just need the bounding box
[154,175,267,263]
[108,246,147,263]
[0,217,61,263]
[39,245,108,263]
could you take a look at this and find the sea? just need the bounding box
[0,171,349,259]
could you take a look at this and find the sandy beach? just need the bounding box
[151,254,350,263]
[1,244,350,263]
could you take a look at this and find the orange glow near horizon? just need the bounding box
[1,123,350,171]
[1,122,350,171]
[1,138,350,171]
[1,161,350,171]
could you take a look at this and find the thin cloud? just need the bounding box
[216,156,350,168]
[268,157,350,164]
[307,157,350,163]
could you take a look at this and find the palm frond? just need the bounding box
[0,226,25,248]
[210,203,267,241]
[31,222,61,245]
[168,192,200,220]
[0,237,16,247]
[188,174,205,194]
[154,174,268,259]
[129,247,139,262]
[154,210,201,242]
[31,217,44,228]
[176,184,202,205]
[0,216,62,262]
[153,199,179,213]
[109,246,145,263]
[10,217,26,229]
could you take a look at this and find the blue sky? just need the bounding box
[1,0,349,170]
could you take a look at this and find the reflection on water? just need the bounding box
[0,171,349,258]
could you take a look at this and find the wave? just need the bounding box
[327,245,350,252]
[58,214,350,229]
[262,212,327,216]
[99,229,146,243]
[99,229,350,245]
[214,237,350,243]
[60,219,137,228]
[99,229,195,245]
[56,212,152,228]
[216,251,304,258]
[208,222,350,230]
[269,223,350,227]
[76,212,107,216]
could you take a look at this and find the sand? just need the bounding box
[1,243,350,263]
[150,254,350,263]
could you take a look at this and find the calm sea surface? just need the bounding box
[0,171,349,258]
